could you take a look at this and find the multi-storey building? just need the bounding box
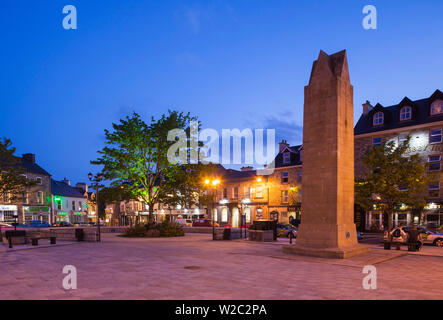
[0,153,52,224]
[354,89,443,230]
[51,178,88,224]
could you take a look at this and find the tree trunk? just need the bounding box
[148,204,154,223]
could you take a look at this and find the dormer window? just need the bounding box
[431,100,443,115]
[283,152,291,164]
[399,106,412,121]
[373,112,384,126]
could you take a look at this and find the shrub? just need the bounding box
[157,220,184,237]
[123,224,147,237]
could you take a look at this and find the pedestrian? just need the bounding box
[407,224,422,251]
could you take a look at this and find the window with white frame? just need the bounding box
[283,152,291,164]
[255,186,263,198]
[37,191,44,204]
[281,172,289,183]
[281,190,288,203]
[36,177,42,185]
[373,112,384,126]
[399,106,412,121]
[372,137,382,146]
[22,192,28,204]
[428,182,440,198]
[244,186,251,198]
[428,155,441,171]
[429,128,442,144]
[431,100,443,115]
[221,207,228,222]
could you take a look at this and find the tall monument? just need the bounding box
[283,50,370,259]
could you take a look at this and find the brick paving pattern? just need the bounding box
[1,234,442,300]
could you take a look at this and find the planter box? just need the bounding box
[249,230,274,242]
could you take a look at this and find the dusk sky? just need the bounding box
[1,0,442,184]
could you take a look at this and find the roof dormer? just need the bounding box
[368,103,390,127]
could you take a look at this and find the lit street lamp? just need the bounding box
[88,172,104,242]
[205,178,220,240]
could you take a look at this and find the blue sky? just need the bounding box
[1,0,442,183]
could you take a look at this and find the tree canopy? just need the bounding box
[355,136,429,230]
[91,110,198,222]
[0,138,36,201]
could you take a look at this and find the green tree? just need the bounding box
[159,163,218,220]
[355,136,429,231]
[0,138,36,201]
[91,111,197,222]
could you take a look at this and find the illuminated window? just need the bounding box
[373,112,384,126]
[428,156,441,171]
[255,186,263,198]
[429,128,442,144]
[37,191,44,204]
[283,152,291,164]
[400,106,412,121]
[431,100,443,115]
[221,208,228,222]
[244,207,250,223]
[281,190,288,203]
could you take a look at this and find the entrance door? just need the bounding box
[232,207,239,227]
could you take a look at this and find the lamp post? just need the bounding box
[205,178,220,240]
[88,172,104,242]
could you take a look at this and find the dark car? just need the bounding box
[56,221,72,227]
[192,219,219,227]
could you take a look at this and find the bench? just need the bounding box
[384,241,421,252]
[31,236,57,246]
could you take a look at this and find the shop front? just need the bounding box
[0,205,18,222]
[24,206,51,224]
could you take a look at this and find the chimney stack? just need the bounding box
[62,178,71,186]
[362,100,373,115]
[76,182,88,193]
[22,153,35,163]
[279,140,289,153]
[240,166,253,172]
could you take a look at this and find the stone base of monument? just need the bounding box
[282,244,370,259]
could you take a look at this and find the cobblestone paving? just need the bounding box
[0,234,442,300]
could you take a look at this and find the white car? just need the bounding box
[386,226,443,247]
[176,219,192,227]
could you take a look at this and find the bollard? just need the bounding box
[289,232,293,244]
[8,235,12,248]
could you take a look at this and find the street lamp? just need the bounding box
[205,178,220,240]
[88,172,104,242]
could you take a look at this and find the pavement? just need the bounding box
[0,233,442,300]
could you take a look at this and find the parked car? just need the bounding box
[357,231,363,241]
[26,220,51,228]
[0,222,13,228]
[55,221,72,227]
[385,226,443,247]
[277,223,297,238]
[192,219,219,227]
[176,219,193,227]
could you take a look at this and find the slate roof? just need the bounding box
[273,145,303,168]
[51,179,87,198]
[355,89,443,135]
[13,157,51,176]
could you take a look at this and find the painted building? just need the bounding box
[0,153,52,224]
[354,89,443,230]
[51,179,88,224]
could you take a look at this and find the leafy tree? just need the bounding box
[91,111,197,222]
[159,163,218,220]
[355,136,429,231]
[0,138,36,201]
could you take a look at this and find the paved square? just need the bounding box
[1,234,442,300]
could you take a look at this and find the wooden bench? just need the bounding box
[31,236,57,246]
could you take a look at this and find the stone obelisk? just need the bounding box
[283,50,370,259]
